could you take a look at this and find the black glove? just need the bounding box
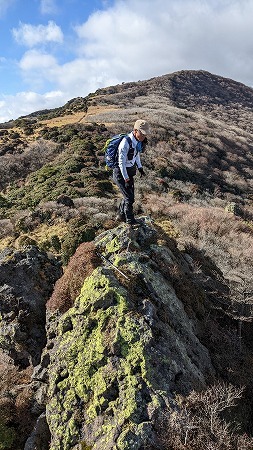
[138,168,146,177]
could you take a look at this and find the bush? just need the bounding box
[0,194,9,208]
[48,235,61,252]
[0,422,15,449]
[160,383,253,449]
[47,241,100,313]
[16,235,37,248]
[0,139,61,191]
[61,222,96,265]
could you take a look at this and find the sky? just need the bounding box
[1,0,253,122]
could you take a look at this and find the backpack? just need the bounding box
[103,134,132,168]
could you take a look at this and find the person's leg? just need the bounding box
[113,168,126,221]
[124,178,135,224]
[118,199,126,220]
[113,169,135,223]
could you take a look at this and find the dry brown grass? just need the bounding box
[39,111,85,127]
[159,382,253,450]
[83,104,119,122]
[0,350,34,449]
[38,104,118,128]
[46,241,100,313]
[143,197,253,292]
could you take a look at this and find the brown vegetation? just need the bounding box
[160,382,253,449]
[144,197,253,289]
[0,139,62,191]
[46,241,100,313]
[0,350,34,450]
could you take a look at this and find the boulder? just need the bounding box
[0,245,62,366]
[0,245,62,450]
[45,222,214,449]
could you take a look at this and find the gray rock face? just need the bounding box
[0,245,62,366]
[45,221,215,449]
[24,413,50,450]
[0,245,62,450]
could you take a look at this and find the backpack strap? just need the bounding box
[124,136,134,159]
[116,135,134,163]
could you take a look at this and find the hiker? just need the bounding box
[113,119,150,225]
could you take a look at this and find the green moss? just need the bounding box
[47,267,153,449]
[105,235,121,253]
[96,227,127,256]
[80,443,93,450]
[116,429,139,450]
[0,422,15,449]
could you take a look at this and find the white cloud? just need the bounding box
[17,50,59,91]
[74,0,253,86]
[18,50,118,97]
[19,50,57,71]
[0,90,66,122]
[40,0,58,14]
[3,0,253,123]
[12,20,64,47]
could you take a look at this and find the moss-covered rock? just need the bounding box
[46,221,214,449]
[47,267,155,449]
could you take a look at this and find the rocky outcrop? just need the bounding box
[0,246,62,450]
[44,221,215,449]
[0,245,62,366]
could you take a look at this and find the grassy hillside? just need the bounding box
[0,69,253,291]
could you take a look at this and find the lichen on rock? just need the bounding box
[46,222,214,449]
[47,266,155,449]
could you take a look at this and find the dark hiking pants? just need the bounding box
[113,166,136,224]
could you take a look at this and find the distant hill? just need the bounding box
[1,70,253,202]
[3,69,253,130]
[84,69,253,133]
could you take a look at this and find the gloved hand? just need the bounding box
[138,168,146,177]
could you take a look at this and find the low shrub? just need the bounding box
[47,241,100,313]
[61,220,96,265]
[160,383,253,449]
